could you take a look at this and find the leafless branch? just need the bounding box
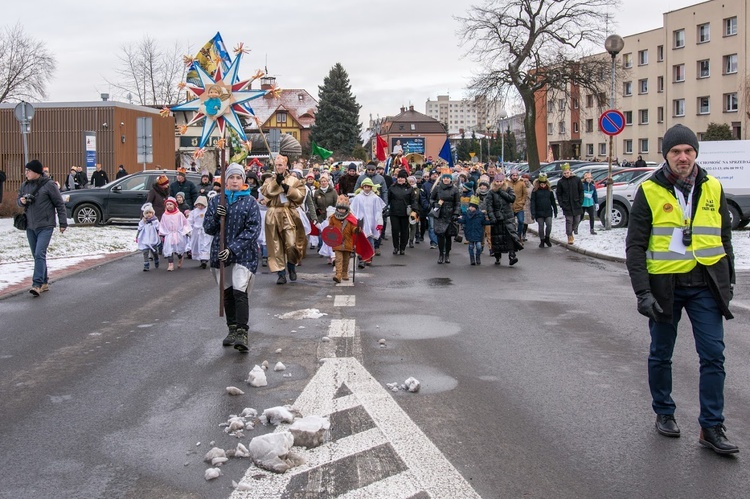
[0,22,56,102]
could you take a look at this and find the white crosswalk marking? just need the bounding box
[327,319,355,338]
[334,295,356,307]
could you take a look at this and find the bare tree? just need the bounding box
[108,36,187,106]
[0,23,56,102]
[458,0,619,169]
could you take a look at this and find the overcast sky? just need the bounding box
[6,0,698,127]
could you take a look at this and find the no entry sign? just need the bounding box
[599,110,626,136]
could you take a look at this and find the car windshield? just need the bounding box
[611,169,654,183]
[117,176,149,191]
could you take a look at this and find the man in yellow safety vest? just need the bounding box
[625,124,737,455]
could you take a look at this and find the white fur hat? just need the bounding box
[141,202,154,213]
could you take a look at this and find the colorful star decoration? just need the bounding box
[170,46,267,149]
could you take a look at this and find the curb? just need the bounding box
[0,251,136,301]
[527,228,626,264]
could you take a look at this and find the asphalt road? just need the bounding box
[1,236,748,498]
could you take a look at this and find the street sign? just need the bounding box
[13,101,35,167]
[599,110,626,136]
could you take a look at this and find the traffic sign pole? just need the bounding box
[14,101,35,171]
[598,110,626,230]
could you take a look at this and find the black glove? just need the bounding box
[215,204,226,218]
[218,248,232,262]
[276,173,284,185]
[451,214,458,222]
[281,183,289,193]
[637,291,663,321]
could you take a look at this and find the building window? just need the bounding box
[697,96,710,114]
[623,81,633,96]
[585,119,594,133]
[724,16,737,36]
[673,99,685,117]
[276,112,287,123]
[297,93,304,101]
[638,79,648,94]
[623,53,633,68]
[573,122,579,133]
[599,143,607,156]
[558,121,566,134]
[657,106,664,123]
[547,123,553,135]
[624,111,633,125]
[586,94,594,108]
[639,109,649,124]
[598,92,606,106]
[624,139,633,154]
[547,101,554,113]
[724,54,738,74]
[697,59,710,78]
[586,143,594,156]
[558,99,566,111]
[658,137,664,154]
[673,64,685,82]
[724,92,738,112]
[657,45,664,61]
[673,29,685,48]
[572,98,579,109]
[639,139,649,153]
[697,23,710,43]
[638,50,648,65]
[657,76,664,92]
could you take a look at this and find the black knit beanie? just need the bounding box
[662,124,699,160]
[25,159,44,175]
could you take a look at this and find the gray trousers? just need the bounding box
[564,214,581,236]
[536,217,552,239]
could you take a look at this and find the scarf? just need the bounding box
[225,187,251,205]
[320,184,330,193]
[661,162,697,198]
[334,207,349,220]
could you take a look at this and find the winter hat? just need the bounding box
[510,168,520,175]
[176,167,187,176]
[560,163,571,171]
[538,173,548,183]
[306,172,315,179]
[25,159,44,175]
[397,169,409,179]
[407,175,417,184]
[360,177,375,188]
[225,162,246,181]
[207,190,218,199]
[291,169,304,178]
[348,162,358,171]
[165,196,178,210]
[469,196,480,207]
[175,191,185,200]
[662,124,699,159]
[156,175,170,186]
[141,202,155,214]
[440,173,453,181]
[194,196,208,208]
[494,173,506,183]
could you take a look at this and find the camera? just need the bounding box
[23,193,36,204]
[682,227,692,247]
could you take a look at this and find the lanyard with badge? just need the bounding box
[668,185,694,254]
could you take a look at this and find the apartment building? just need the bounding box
[425,95,506,135]
[537,0,747,163]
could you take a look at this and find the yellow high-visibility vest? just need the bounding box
[641,176,725,274]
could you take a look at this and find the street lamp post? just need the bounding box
[604,34,624,230]
[498,109,508,169]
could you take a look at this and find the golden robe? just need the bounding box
[260,174,307,272]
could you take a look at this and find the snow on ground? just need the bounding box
[0,216,747,294]
[0,218,138,292]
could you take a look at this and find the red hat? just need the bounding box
[157,175,170,186]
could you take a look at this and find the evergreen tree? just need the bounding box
[310,63,362,156]
[703,122,734,141]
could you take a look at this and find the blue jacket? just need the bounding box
[203,189,261,272]
[459,208,489,242]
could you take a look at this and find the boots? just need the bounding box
[539,240,545,248]
[143,262,149,271]
[261,256,268,267]
[699,424,739,454]
[333,252,343,283]
[276,271,287,285]
[476,253,481,265]
[233,326,249,352]
[470,253,476,266]
[200,260,207,269]
[153,257,159,269]
[567,235,574,244]
[222,325,238,347]
[545,237,552,247]
[287,263,297,281]
[509,252,519,266]
[590,228,597,235]
[444,252,451,264]
[438,253,444,264]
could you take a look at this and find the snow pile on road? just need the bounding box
[276,308,328,320]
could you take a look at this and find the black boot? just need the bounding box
[470,253,476,266]
[476,253,481,265]
[233,326,249,352]
[509,252,518,266]
[222,325,238,347]
[544,237,552,247]
[276,271,287,285]
[655,414,680,437]
[699,424,739,454]
[438,253,444,264]
[444,252,451,264]
[539,240,545,248]
[287,263,297,281]
[494,255,501,265]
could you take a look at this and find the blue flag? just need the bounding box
[438,138,454,168]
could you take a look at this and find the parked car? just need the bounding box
[63,170,203,225]
[596,169,656,228]
[529,160,589,181]
[548,163,613,189]
[594,167,656,189]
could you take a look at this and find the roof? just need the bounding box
[383,108,445,135]
[0,100,164,115]
[245,88,318,130]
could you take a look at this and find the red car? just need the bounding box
[594,167,657,189]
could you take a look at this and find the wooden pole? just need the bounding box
[219,131,227,316]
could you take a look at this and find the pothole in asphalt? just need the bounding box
[425,277,452,287]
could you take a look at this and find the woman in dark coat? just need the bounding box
[313,175,338,223]
[429,173,460,263]
[387,169,419,255]
[485,176,521,265]
[146,175,170,219]
[530,174,558,248]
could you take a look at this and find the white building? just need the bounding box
[425,95,506,135]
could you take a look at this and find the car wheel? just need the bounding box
[610,202,628,228]
[738,219,750,229]
[73,203,102,225]
[727,204,741,230]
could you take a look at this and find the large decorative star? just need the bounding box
[171,50,267,148]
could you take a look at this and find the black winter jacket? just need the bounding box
[429,182,460,235]
[17,177,68,230]
[625,166,735,321]
[485,185,515,224]
[388,182,418,217]
[556,175,584,216]
[531,187,558,219]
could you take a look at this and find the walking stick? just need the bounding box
[218,135,226,317]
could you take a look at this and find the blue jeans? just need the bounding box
[468,241,483,259]
[515,211,524,238]
[648,286,726,428]
[26,227,54,287]
[427,216,438,245]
